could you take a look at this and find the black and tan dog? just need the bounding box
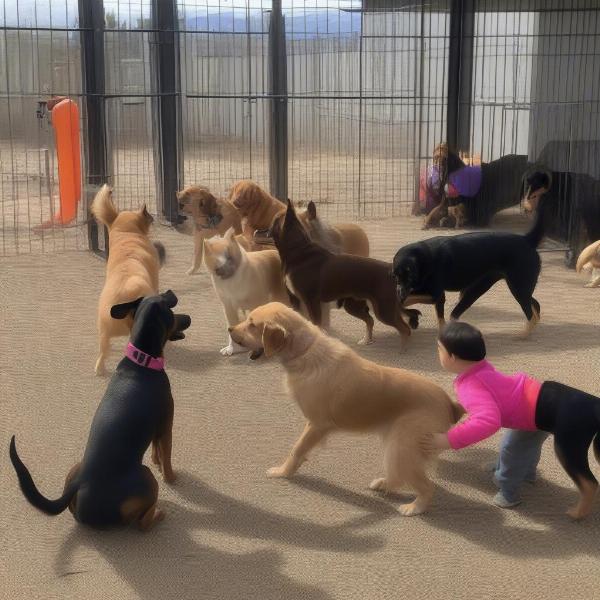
[269,201,419,346]
[393,196,550,337]
[9,291,191,531]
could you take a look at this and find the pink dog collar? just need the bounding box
[125,342,165,371]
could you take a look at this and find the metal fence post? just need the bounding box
[152,0,183,224]
[78,0,108,256]
[447,0,474,153]
[268,0,288,202]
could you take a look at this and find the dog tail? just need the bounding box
[576,240,600,273]
[524,196,549,248]
[91,184,119,227]
[153,241,166,267]
[9,436,78,516]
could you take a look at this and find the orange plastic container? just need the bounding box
[37,98,81,229]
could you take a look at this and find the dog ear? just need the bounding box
[204,193,218,216]
[111,297,144,319]
[140,204,154,225]
[307,201,317,220]
[161,289,178,308]
[262,322,287,357]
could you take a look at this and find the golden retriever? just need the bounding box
[576,239,600,288]
[229,302,463,516]
[229,180,370,257]
[91,185,163,375]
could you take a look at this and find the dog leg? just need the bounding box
[321,303,332,332]
[585,268,600,287]
[435,294,446,331]
[94,333,111,376]
[187,233,204,275]
[342,298,374,345]
[450,274,502,320]
[554,435,598,520]
[157,425,176,484]
[220,304,246,356]
[267,422,330,478]
[151,439,161,468]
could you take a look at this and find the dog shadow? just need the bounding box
[426,449,600,558]
[55,471,383,600]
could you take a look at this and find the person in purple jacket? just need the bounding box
[422,321,600,519]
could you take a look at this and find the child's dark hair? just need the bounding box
[438,321,486,361]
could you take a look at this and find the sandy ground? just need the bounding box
[2,211,600,600]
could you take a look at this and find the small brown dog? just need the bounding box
[229,302,463,516]
[229,180,371,256]
[91,185,164,375]
[177,185,243,275]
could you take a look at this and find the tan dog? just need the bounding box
[204,229,289,356]
[176,185,244,275]
[576,240,600,288]
[229,302,463,516]
[91,185,164,375]
[297,201,370,257]
[229,180,370,257]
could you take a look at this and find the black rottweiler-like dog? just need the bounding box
[393,197,549,336]
[9,290,191,531]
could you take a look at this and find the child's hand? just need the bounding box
[420,433,451,454]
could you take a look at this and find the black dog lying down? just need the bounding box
[393,197,549,337]
[9,291,191,530]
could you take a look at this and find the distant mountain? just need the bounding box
[0,2,361,38]
[183,9,362,38]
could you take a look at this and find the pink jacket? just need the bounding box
[447,360,541,450]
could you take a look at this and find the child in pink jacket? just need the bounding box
[423,321,600,519]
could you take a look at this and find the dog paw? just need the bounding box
[398,501,426,516]
[266,465,292,478]
[369,477,387,491]
[186,267,199,275]
[163,471,177,485]
[94,364,107,377]
[220,344,246,356]
[357,336,374,346]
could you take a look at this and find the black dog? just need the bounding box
[269,201,420,347]
[393,197,550,336]
[9,290,191,530]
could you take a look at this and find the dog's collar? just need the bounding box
[125,342,165,371]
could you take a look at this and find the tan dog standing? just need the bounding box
[230,302,463,516]
[576,239,600,288]
[91,185,164,375]
[204,229,289,356]
[177,185,244,275]
[229,180,370,257]
[297,201,370,257]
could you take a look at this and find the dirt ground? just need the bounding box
[2,211,600,600]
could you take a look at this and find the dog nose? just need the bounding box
[228,327,233,333]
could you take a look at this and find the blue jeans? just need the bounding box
[494,429,550,503]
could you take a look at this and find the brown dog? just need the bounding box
[271,201,420,346]
[229,180,370,257]
[176,185,244,275]
[229,302,463,516]
[91,185,164,376]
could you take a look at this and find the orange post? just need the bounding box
[36,98,81,229]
